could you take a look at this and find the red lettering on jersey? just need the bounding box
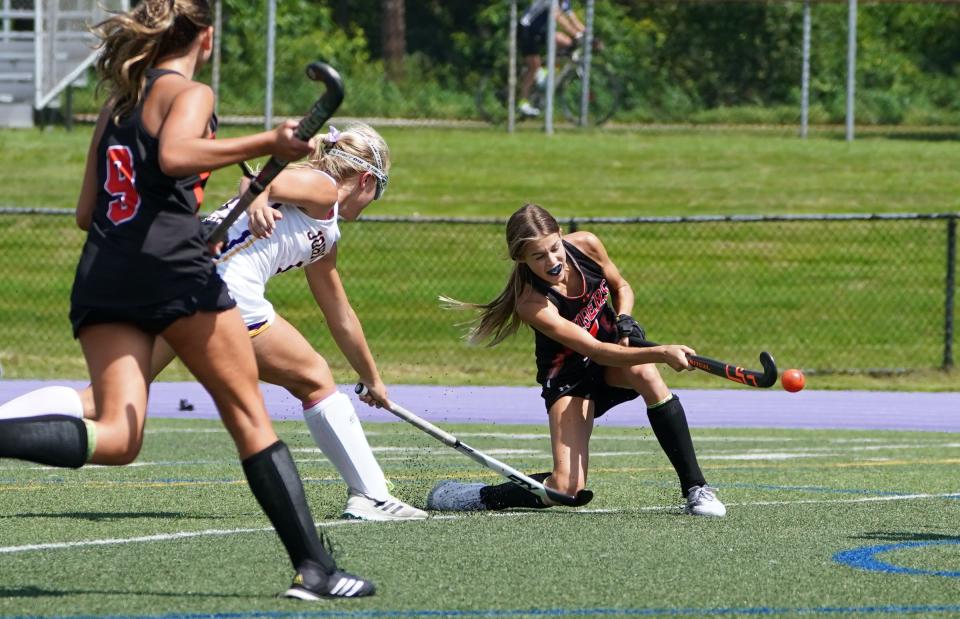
[571,279,609,340]
[104,145,141,225]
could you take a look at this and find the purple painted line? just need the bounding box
[1,380,958,432]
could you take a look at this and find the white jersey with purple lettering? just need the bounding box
[205,173,341,332]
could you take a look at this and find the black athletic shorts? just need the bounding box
[540,361,640,419]
[518,24,546,57]
[70,271,235,338]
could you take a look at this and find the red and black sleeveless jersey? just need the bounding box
[530,240,619,389]
[71,68,217,308]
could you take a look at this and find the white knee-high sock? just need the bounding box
[0,386,84,421]
[302,391,389,501]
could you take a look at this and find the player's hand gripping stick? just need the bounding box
[631,337,778,389]
[206,62,345,245]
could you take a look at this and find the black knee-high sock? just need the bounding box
[0,415,88,468]
[241,441,336,573]
[647,395,706,495]
[479,472,551,510]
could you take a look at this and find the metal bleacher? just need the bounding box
[0,1,124,128]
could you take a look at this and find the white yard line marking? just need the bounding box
[133,428,954,447]
[452,433,810,442]
[0,527,272,554]
[710,492,960,510]
[1,493,957,556]
[3,441,958,472]
[292,446,542,456]
[699,453,826,461]
[2,437,956,474]
[374,446,956,463]
[0,518,363,555]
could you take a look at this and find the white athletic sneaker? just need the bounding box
[341,493,428,521]
[426,480,487,511]
[518,100,541,117]
[683,484,726,517]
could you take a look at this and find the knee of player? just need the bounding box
[97,439,143,465]
[284,358,336,402]
[290,355,335,399]
[632,363,665,386]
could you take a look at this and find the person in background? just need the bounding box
[517,0,586,117]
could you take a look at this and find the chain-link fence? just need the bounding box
[0,210,955,382]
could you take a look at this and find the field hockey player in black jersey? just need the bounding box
[431,203,726,517]
[0,0,373,600]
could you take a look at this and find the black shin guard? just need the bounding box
[241,441,336,573]
[647,395,706,495]
[479,472,551,510]
[0,415,87,468]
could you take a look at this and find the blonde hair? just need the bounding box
[296,122,391,183]
[442,203,561,346]
[93,0,212,121]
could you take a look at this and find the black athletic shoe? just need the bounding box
[284,559,375,600]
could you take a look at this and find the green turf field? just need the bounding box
[0,418,957,618]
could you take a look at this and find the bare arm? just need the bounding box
[555,7,584,38]
[566,231,634,317]
[517,289,693,371]
[266,168,337,212]
[157,84,312,178]
[245,168,339,238]
[304,246,388,406]
[75,107,112,230]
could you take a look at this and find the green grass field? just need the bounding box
[0,125,957,390]
[0,417,957,618]
[2,125,960,218]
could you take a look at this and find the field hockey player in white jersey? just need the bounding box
[0,122,426,522]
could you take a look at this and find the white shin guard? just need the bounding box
[0,386,84,420]
[302,391,389,501]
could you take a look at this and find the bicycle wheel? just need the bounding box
[558,63,621,126]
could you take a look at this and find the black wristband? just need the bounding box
[616,314,645,341]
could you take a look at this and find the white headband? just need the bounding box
[327,137,389,199]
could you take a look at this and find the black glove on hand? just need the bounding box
[616,314,646,342]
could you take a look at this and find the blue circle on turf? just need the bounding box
[834,539,960,577]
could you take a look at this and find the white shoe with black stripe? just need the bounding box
[342,493,428,521]
[284,560,375,600]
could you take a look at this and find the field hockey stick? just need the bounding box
[630,337,778,388]
[355,384,594,508]
[206,62,345,244]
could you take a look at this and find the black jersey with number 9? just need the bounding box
[72,68,217,309]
